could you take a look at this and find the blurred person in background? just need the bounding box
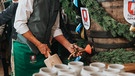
[0,0,18,75]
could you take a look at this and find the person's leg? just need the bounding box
[1,40,10,76]
[1,57,9,76]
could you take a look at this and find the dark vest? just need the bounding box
[16,0,60,54]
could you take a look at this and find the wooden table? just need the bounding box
[124,63,135,73]
[105,63,135,73]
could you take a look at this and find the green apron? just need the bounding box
[13,41,46,76]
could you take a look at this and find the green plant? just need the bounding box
[61,0,135,40]
[60,0,78,25]
[91,48,135,64]
[80,0,135,40]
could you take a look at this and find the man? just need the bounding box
[13,0,82,76]
[0,0,18,76]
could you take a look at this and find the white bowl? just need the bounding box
[118,72,135,76]
[52,64,69,73]
[90,62,106,72]
[108,64,125,72]
[68,61,84,76]
[90,72,106,76]
[39,67,56,76]
[81,66,99,76]
[33,73,48,76]
[58,69,76,76]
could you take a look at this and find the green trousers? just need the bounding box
[13,41,46,76]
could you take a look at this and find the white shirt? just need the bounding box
[14,0,62,37]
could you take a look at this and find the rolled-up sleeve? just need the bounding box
[51,12,63,37]
[14,0,33,34]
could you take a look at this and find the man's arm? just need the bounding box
[53,13,83,56]
[52,13,75,54]
[14,0,50,57]
[54,35,74,53]
[22,30,51,57]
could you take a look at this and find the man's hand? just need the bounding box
[68,44,84,60]
[37,43,51,57]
